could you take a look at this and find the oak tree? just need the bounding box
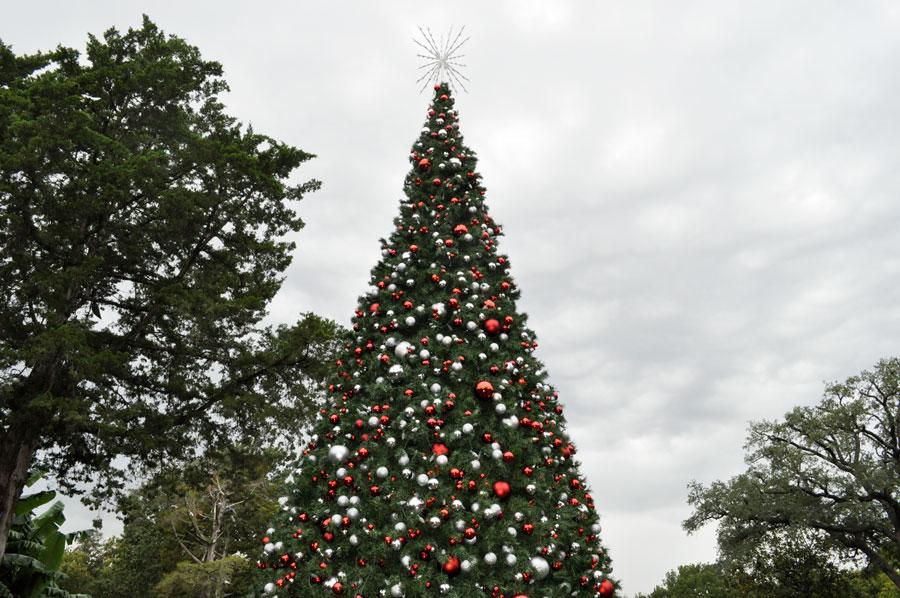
[685,358,900,589]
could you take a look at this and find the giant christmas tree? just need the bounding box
[258,82,616,597]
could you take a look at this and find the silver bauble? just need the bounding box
[531,556,550,579]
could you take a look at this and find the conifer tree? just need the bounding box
[258,83,616,597]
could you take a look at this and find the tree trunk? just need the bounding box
[0,427,39,560]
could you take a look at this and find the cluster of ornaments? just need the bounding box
[257,83,615,597]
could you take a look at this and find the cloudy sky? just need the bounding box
[7,1,900,594]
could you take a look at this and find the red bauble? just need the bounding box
[453,224,468,236]
[475,381,494,399]
[493,480,511,499]
[483,318,501,335]
[332,581,344,594]
[419,158,431,171]
[432,443,449,456]
[599,579,614,596]
[442,555,460,576]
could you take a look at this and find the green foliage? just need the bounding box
[104,515,180,597]
[152,555,253,598]
[685,358,900,589]
[148,444,283,563]
[723,530,862,597]
[58,531,109,597]
[848,567,900,598]
[639,557,900,598]
[0,473,88,597]
[58,445,283,596]
[0,14,337,544]
[635,563,739,598]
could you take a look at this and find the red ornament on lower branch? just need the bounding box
[432,443,449,456]
[599,578,615,596]
[492,480,511,499]
[475,380,494,399]
[442,555,460,576]
[483,318,501,335]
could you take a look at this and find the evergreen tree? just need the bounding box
[257,83,615,597]
[0,17,337,559]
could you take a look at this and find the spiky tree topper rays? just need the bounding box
[257,82,616,597]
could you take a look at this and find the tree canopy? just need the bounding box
[0,15,339,559]
[685,357,900,589]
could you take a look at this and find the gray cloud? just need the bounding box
[7,1,900,593]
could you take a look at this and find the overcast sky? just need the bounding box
[7,1,900,594]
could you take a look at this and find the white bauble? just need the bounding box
[394,341,412,359]
[531,556,550,579]
[484,552,497,565]
[328,445,350,463]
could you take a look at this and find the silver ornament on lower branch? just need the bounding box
[328,444,350,463]
[530,555,550,579]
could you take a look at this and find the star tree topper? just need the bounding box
[414,26,470,92]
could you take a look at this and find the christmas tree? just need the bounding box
[258,82,616,597]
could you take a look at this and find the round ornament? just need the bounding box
[483,318,501,335]
[493,480,511,499]
[530,556,550,579]
[475,381,494,399]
